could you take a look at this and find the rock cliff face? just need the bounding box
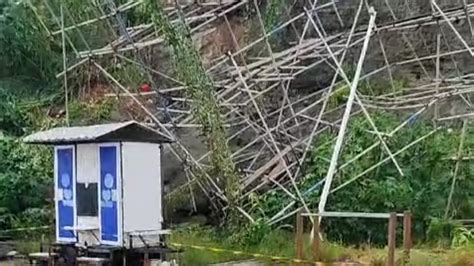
[299,0,473,83]
[160,0,474,218]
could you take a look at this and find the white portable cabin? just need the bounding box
[24,121,172,248]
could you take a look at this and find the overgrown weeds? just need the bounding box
[168,225,474,265]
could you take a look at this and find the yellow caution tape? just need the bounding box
[169,242,315,264]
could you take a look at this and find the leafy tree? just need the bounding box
[0,139,52,228]
[0,0,60,82]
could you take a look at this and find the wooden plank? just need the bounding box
[302,211,404,219]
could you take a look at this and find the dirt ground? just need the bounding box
[0,259,28,266]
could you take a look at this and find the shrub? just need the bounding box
[252,112,474,245]
[0,139,52,230]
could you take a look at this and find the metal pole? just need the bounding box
[316,7,377,218]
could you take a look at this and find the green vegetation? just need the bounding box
[0,0,60,82]
[0,85,56,231]
[249,112,474,245]
[68,98,118,125]
[0,139,53,230]
[263,0,285,32]
[328,65,409,108]
[146,0,240,219]
[169,225,350,265]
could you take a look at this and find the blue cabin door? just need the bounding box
[55,146,76,243]
[99,143,122,246]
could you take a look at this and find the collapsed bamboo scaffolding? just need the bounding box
[36,0,474,227]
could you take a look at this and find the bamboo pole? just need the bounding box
[26,0,53,36]
[62,4,92,53]
[445,120,468,218]
[222,27,470,136]
[184,168,198,212]
[51,0,141,35]
[251,0,299,138]
[463,0,474,37]
[336,101,432,172]
[435,33,441,126]
[60,4,69,126]
[270,207,303,226]
[438,112,474,121]
[221,12,301,148]
[376,30,396,93]
[383,0,431,79]
[304,10,404,177]
[293,0,364,183]
[331,0,344,27]
[355,94,405,177]
[228,53,311,214]
[56,58,89,78]
[43,0,79,55]
[432,0,474,56]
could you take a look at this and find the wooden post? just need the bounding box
[295,210,304,264]
[312,217,321,262]
[47,234,53,266]
[122,250,127,266]
[144,251,151,266]
[403,211,412,265]
[387,212,397,266]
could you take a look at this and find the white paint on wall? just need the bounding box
[121,142,162,233]
[76,144,99,184]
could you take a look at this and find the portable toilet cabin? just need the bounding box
[23,121,172,248]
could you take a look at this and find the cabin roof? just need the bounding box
[23,121,173,145]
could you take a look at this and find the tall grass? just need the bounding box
[167,225,474,265]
